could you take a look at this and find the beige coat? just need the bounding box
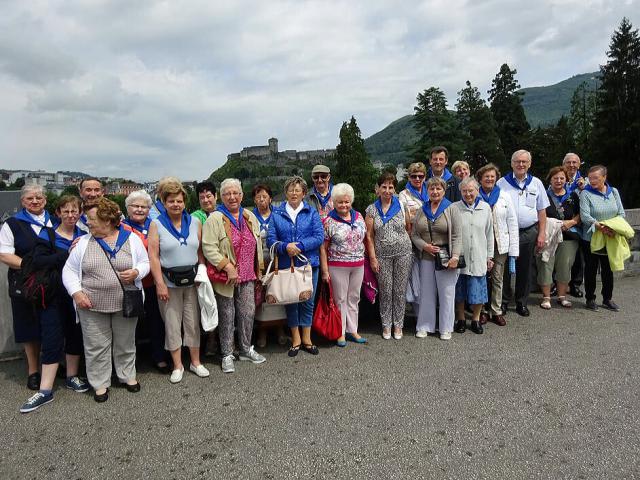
[201,209,264,298]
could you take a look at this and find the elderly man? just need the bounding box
[306,164,334,219]
[77,177,104,232]
[563,153,586,298]
[428,146,461,202]
[496,150,549,317]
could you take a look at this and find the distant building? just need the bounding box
[0,191,22,224]
[228,137,335,166]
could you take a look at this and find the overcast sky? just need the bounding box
[0,1,636,181]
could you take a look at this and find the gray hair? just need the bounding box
[20,184,46,198]
[511,149,532,163]
[125,190,152,208]
[459,176,480,191]
[220,178,242,196]
[562,152,581,164]
[283,176,308,195]
[331,183,354,203]
[426,177,447,191]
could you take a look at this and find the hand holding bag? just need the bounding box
[101,249,144,318]
[427,217,466,271]
[312,280,342,341]
[261,243,314,305]
[206,261,229,283]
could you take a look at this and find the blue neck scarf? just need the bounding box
[313,184,333,209]
[405,181,429,204]
[157,208,192,245]
[95,225,131,259]
[14,209,52,240]
[584,183,613,200]
[479,186,501,208]
[504,172,533,192]
[154,199,166,215]
[547,187,571,207]
[422,198,451,222]
[567,171,582,194]
[123,217,152,238]
[217,204,243,230]
[78,214,89,229]
[375,196,402,225]
[428,167,453,182]
[328,208,358,227]
[54,225,85,250]
[463,197,481,209]
[253,207,272,233]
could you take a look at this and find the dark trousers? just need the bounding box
[503,225,538,305]
[143,285,167,364]
[39,305,65,365]
[569,240,585,288]
[581,240,614,302]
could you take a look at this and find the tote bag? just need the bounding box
[312,280,342,341]
[261,244,314,305]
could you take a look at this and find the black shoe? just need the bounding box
[470,321,484,334]
[569,286,584,298]
[288,344,300,357]
[602,300,620,312]
[27,372,40,391]
[454,320,466,333]
[124,382,141,393]
[501,303,509,315]
[94,389,109,403]
[515,303,530,317]
[550,283,558,297]
[585,299,598,311]
[301,344,319,355]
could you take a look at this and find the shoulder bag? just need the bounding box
[101,248,144,318]
[427,216,466,271]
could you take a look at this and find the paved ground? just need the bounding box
[1,277,639,480]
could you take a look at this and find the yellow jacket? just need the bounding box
[590,216,635,272]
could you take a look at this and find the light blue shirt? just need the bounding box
[497,175,549,229]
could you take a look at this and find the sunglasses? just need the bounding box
[409,174,425,180]
[312,174,329,180]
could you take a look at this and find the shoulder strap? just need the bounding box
[99,245,126,294]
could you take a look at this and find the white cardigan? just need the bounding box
[62,233,150,298]
[492,191,520,257]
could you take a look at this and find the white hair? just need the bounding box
[459,176,480,191]
[220,178,242,196]
[125,190,152,207]
[511,149,532,163]
[331,183,355,203]
[562,152,581,164]
[20,184,45,198]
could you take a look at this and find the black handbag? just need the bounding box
[161,264,197,286]
[101,248,144,318]
[427,216,466,271]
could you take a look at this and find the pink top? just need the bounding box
[231,221,257,283]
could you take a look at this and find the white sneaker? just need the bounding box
[169,367,184,383]
[238,346,266,364]
[440,332,452,340]
[415,330,428,338]
[382,328,392,340]
[189,364,210,378]
[221,355,235,373]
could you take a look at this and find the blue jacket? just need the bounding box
[267,202,324,268]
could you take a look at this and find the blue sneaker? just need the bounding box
[65,376,90,393]
[20,392,53,413]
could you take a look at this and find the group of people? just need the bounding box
[1,147,631,414]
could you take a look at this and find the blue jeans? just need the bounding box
[285,267,319,328]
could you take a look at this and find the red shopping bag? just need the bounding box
[312,280,342,341]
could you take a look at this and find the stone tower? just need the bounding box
[268,137,278,154]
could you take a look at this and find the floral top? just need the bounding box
[230,221,258,283]
[324,212,366,267]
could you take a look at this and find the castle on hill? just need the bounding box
[227,137,335,167]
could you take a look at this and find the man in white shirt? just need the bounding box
[496,150,549,317]
[563,153,585,298]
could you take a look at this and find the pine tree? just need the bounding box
[409,86,462,162]
[488,64,530,161]
[590,17,640,207]
[568,80,598,158]
[528,116,575,177]
[334,116,378,212]
[456,80,504,171]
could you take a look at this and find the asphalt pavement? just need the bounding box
[1,277,639,480]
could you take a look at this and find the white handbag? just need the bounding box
[262,243,314,305]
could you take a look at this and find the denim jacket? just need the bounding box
[267,202,324,268]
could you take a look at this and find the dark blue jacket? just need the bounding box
[267,202,324,268]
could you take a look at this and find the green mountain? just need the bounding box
[363,71,601,166]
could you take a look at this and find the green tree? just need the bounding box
[334,116,378,212]
[11,177,25,190]
[568,81,598,158]
[60,185,80,197]
[45,191,59,215]
[590,17,640,207]
[106,194,126,214]
[528,116,575,178]
[409,86,462,162]
[488,64,530,160]
[0,180,6,190]
[456,80,504,171]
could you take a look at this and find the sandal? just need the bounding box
[557,296,572,308]
[288,344,300,357]
[540,297,551,310]
[301,343,319,355]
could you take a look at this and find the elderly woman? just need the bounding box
[192,181,217,225]
[536,167,581,309]
[148,178,209,383]
[580,165,625,312]
[399,162,428,225]
[319,183,368,346]
[453,178,494,334]
[476,164,519,326]
[410,177,462,340]
[123,190,169,373]
[451,160,471,181]
[267,176,324,357]
[365,172,413,340]
[201,178,265,374]
[62,198,149,403]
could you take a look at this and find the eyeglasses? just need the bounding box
[129,204,150,210]
[312,174,329,180]
[409,174,425,180]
